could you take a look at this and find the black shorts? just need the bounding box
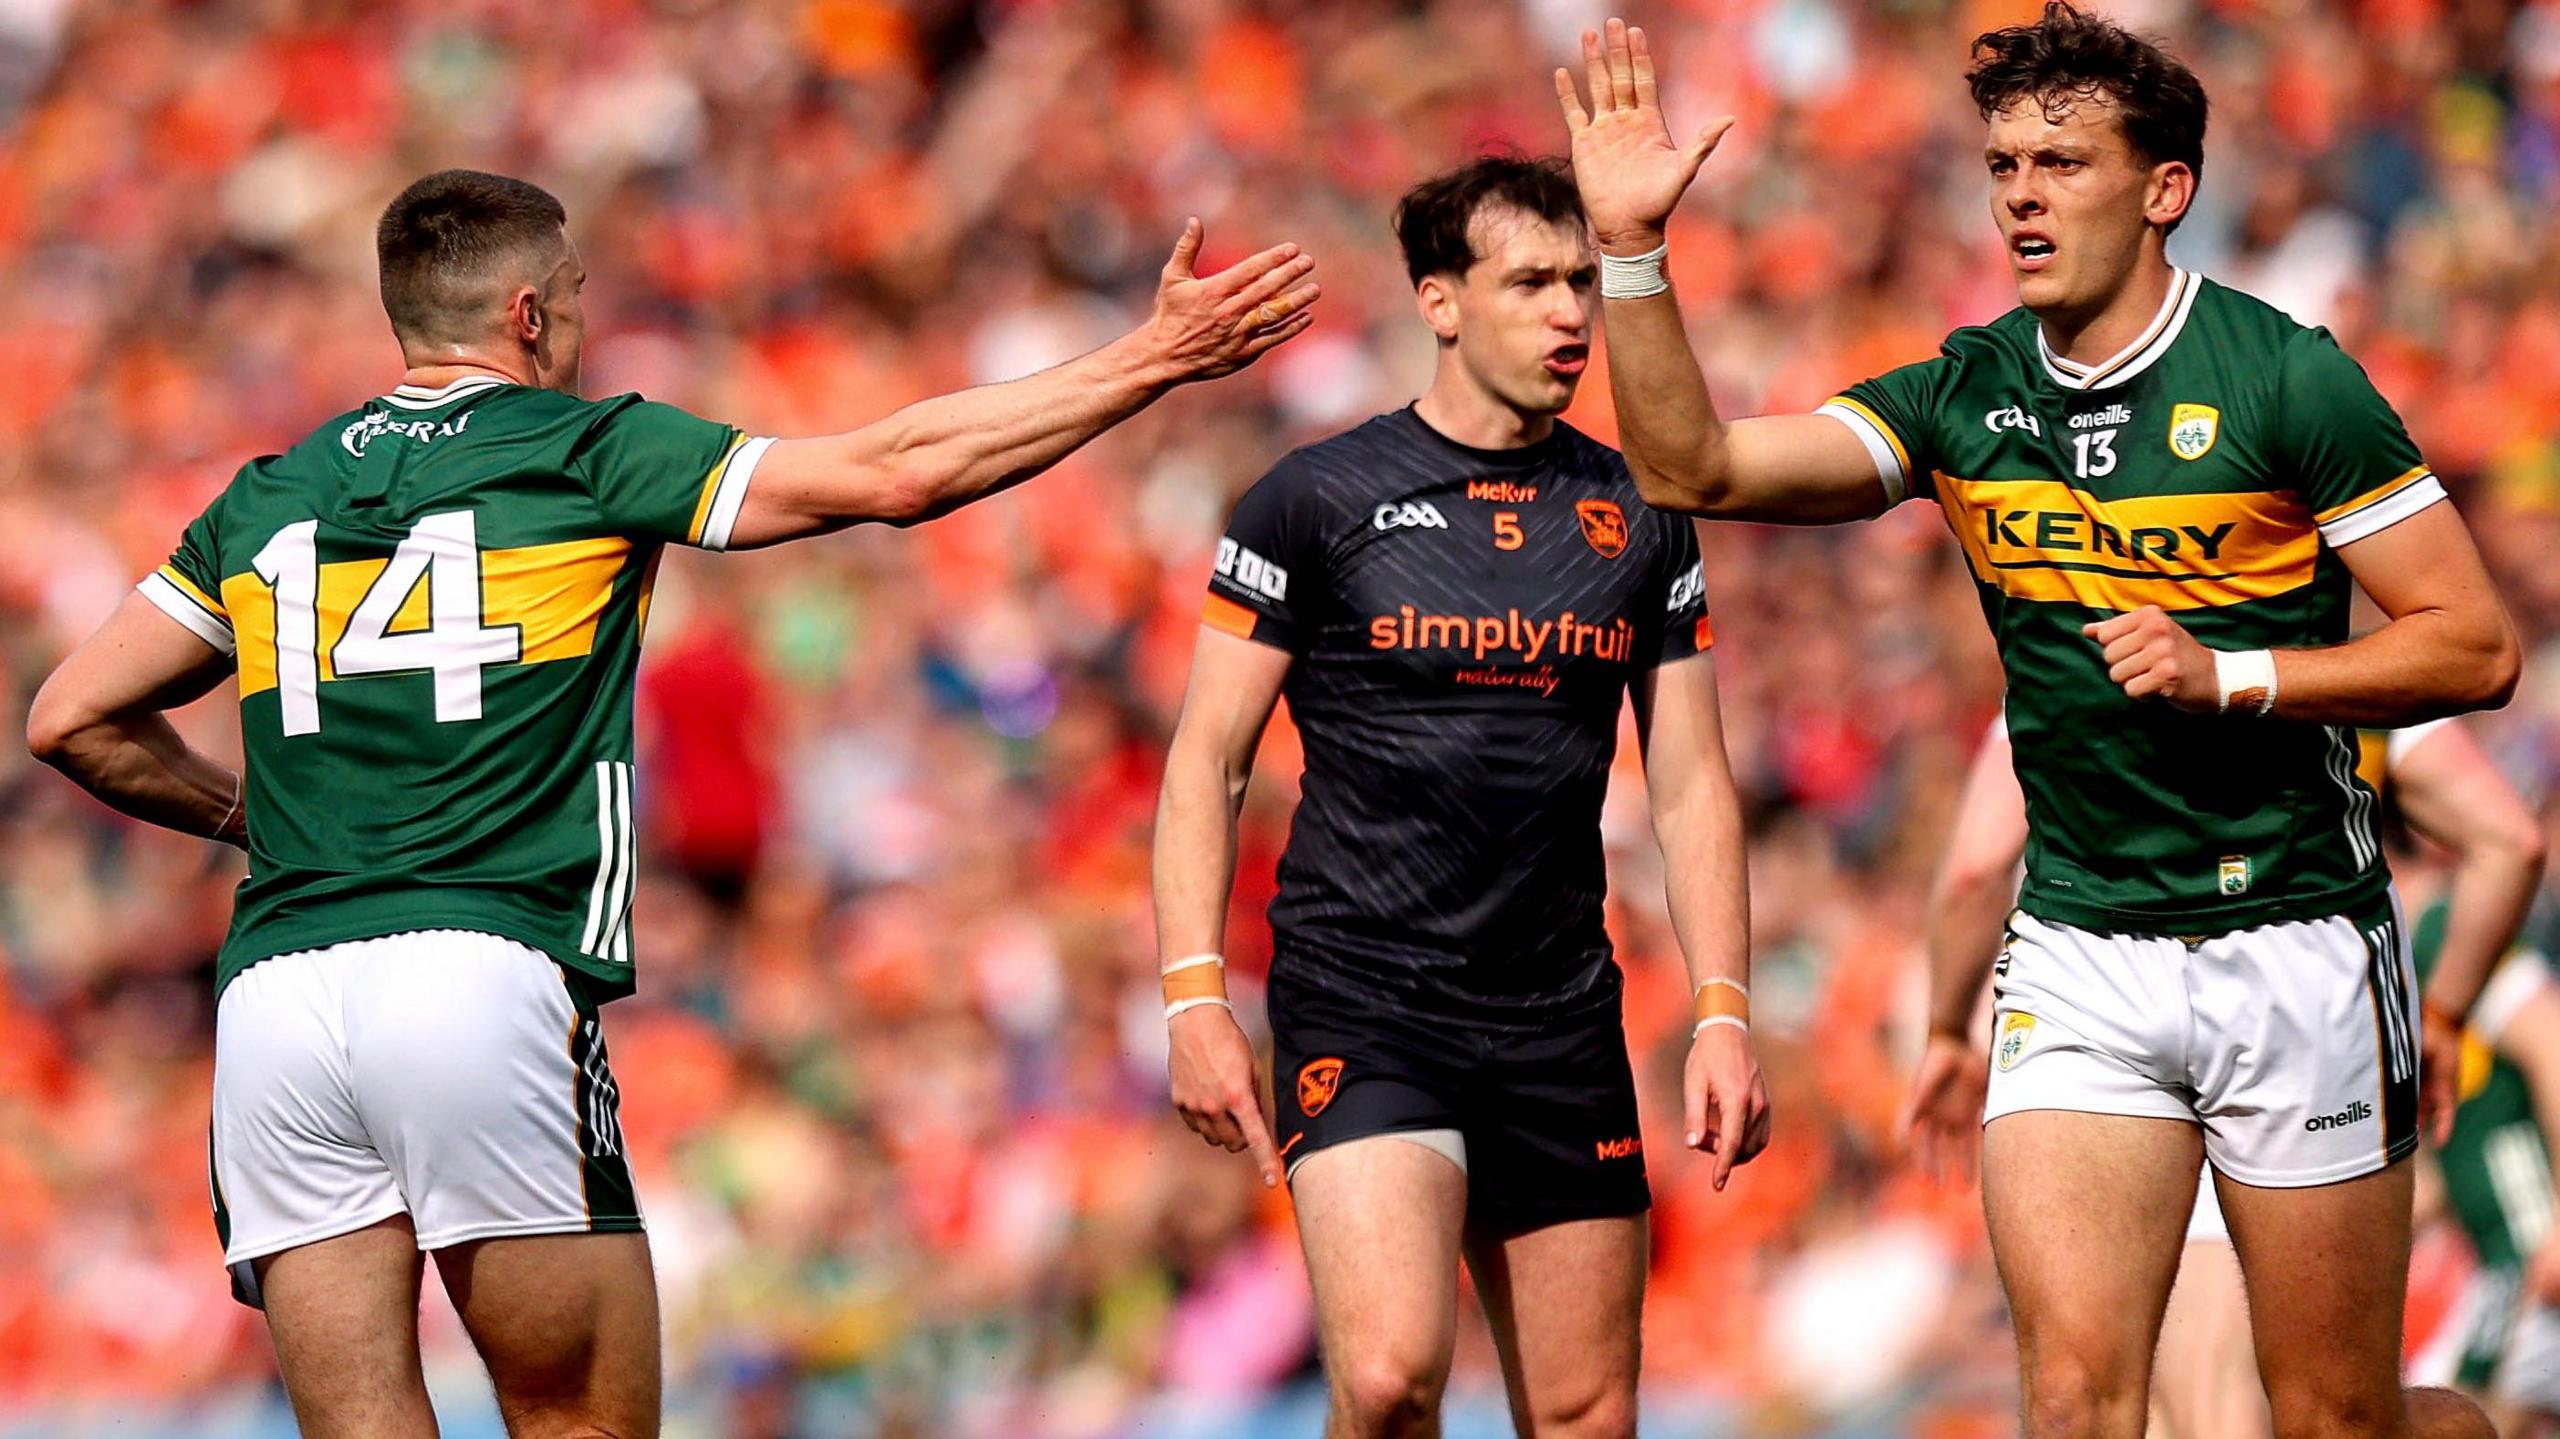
[1266,963,1650,1237]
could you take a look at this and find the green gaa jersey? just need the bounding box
[2413,896,2555,1386]
[1827,270,2444,933]
[138,375,771,997]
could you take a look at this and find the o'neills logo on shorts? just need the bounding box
[1368,606,1635,663]
[2303,1099,2373,1132]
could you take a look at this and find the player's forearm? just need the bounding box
[1924,867,2012,1037]
[27,708,242,846]
[811,331,1185,529]
[1650,772,1750,991]
[1600,279,1737,517]
[2266,606,2520,726]
[1150,738,1250,964]
[2425,847,2546,1023]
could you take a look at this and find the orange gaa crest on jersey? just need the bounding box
[1575,499,1628,559]
[1297,1057,1346,1116]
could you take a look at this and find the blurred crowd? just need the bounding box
[5,0,2560,1434]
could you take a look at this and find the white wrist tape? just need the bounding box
[1164,997,1233,1020]
[1159,952,1223,976]
[1693,1015,1749,1037]
[1598,241,1670,300]
[2213,648,2278,716]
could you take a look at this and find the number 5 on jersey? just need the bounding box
[1492,511,1524,551]
[250,511,521,737]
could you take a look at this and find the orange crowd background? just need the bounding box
[3,0,2559,1435]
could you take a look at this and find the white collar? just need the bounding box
[2036,267,2198,392]
[381,375,513,410]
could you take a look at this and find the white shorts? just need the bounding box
[211,930,639,1307]
[1985,897,2418,1187]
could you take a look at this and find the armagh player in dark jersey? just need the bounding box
[1560,11,2517,1439]
[1153,157,1767,1439]
[25,170,1317,1438]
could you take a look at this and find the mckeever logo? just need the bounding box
[2303,1099,2373,1132]
[1466,479,1539,503]
[342,408,474,457]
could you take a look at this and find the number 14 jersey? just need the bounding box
[138,376,771,996]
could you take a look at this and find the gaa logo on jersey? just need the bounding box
[1575,499,1629,559]
[2169,404,2220,461]
[1373,501,1449,532]
[1996,1011,2037,1071]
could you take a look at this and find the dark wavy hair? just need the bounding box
[1967,3,2207,224]
[1391,153,1583,286]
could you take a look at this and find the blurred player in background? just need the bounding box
[1560,6,2520,1436]
[23,169,1317,1439]
[1906,715,2546,1438]
[1152,154,1766,1439]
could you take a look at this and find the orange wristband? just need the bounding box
[1692,978,1749,1031]
[1161,953,1228,1007]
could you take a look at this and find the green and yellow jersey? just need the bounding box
[1829,270,2443,934]
[138,375,770,997]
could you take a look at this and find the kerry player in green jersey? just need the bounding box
[24,170,1318,1438]
[1559,8,2520,1438]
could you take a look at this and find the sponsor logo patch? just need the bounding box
[1213,537,1289,602]
[1996,1011,2037,1071]
[1595,1135,1643,1161]
[2303,1099,2374,1132]
[1296,1057,1345,1117]
[1575,499,1629,559]
[2169,403,2220,461]
[1466,479,1539,503]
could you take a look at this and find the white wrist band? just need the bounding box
[1165,997,1233,1020]
[1160,952,1223,976]
[1598,241,1670,300]
[2214,648,2278,716]
[1693,1015,1748,1036]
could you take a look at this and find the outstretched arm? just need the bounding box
[27,593,247,845]
[725,222,1320,546]
[1556,20,1897,523]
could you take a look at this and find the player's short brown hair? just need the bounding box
[376,170,569,344]
[1392,153,1583,287]
[1967,3,2208,209]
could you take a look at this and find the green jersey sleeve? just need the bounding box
[1819,354,1956,505]
[571,396,768,550]
[136,492,235,655]
[2277,329,2443,547]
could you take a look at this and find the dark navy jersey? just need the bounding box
[1206,406,1711,1022]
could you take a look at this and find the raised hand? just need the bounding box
[1144,218,1321,382]
[1555,19,1734,252]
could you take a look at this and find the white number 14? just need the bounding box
[248,511,519,737]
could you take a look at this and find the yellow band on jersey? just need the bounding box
[2313,464,2433,526]
[1934,476,2319,612]
[225,538,631,697]
[157,565,228,619]
[686,434,751,547]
